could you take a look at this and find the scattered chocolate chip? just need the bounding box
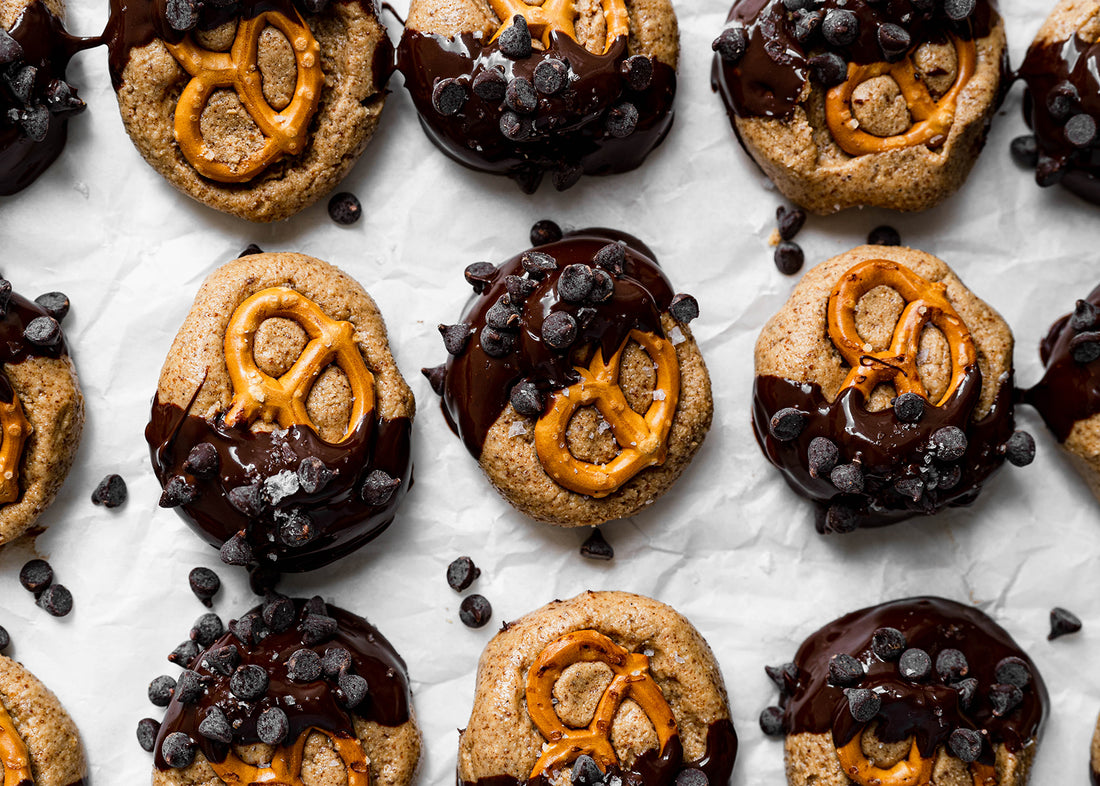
[899,648,932,681]
[948,728,982,762]
[239,244,263,257]
[988,683,1023,716]
[148,675,176,707]
[534,58,568,95]
[447,556,481,592]
[327,192,362,225]
[955,677,978,710]
[339,671,369,708]
[198,706,232,743]
[621,54,653,91]
[0,28,24,65]
[362,469,401,506]
[464,261,497,293]
[593,242,625,275]
[160,475,198,508]
[828,653,864,687]
[230,664,269,701]
[24,315,60,347]
[287,648,323,683]
[936,649,969,682]
[472,66,507,100]
[422,365,446,396]
[204,644,239,675]
[183,443,218,479]
[322,647,352,677]
[1066,113,1097,148]
[758,705,786,736]
[871,627,907,661]
[670,293,699,323]
[944,0,976,21]
[38,584,72,617]
[439,323,472,356]
[893,392,925,423]
[191,612,224,647]
[89,473,130,510]
[498,15,532,59]
[499,110,530,141]
[930,427,967,461]
[1047,81,1078,120]
[297,456,334,494]
[559,264,595,302]
[572,754,605,785]
[257,706,289,745]
[769,407,806,441]
[1004,431,1035,467]
[830,463,864,494]
[824,503,858,534]
[766,662,798,694]
[1049,607,1082,640]
[175,670,205,704]
[995,656,1031,688]
[19,559,52,593]
[220,532,253,566]
[301,612,338,646]
[161,732,196,769]
[432,77,467,116]
[522,251,558,277]
[580,529,614,561]
[605,102,638,138]
[807,437,838,479]
[845,687,880,723]
[1010,135,1039,168]
[774,241,804,275]
[165,0,197,30]
[530,219,563,246]
[34,291,69,321]
[712,26,747,64]
[776,205,806,241]
[0,626,8,652]
[229,613,262,646]
[460,594,492,628]
[877,23,911,60]
[541,311,577,350]
[505,76,538,113]
[480,326,515,357]
[867,225,901,246]
[137,718,161,752]
[822,9,859,46]
[188,567,220,607]
[169,641,199,669]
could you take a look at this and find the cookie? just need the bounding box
[1017,0,1100,205]
[0,282,84,546]
[457,590,737,785]
[396,0,678,193]
[753,244,1031,532]
[712,0,1007,214]
[104,0,393,222]
[763,597,1046,786]
[145,596,420,786]
[0,0,91,195]
[145,252,414,574]
[1092,712,1100,785]
[0,654,87,786]
[1024,284,1100,501]
[426,227,712,527]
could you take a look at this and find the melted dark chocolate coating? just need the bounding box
[153,598,412,771]
[1025,283,1100,442]
[780,597,1047,761]
[434,228,675,457]
[396,30,675,193]
[1019,22,1100,205]
[0,290,68,368]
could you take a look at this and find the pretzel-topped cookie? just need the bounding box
[0,387,31,505]
[209,727,370,786]
[165,10,324,183]
[836,723,999,786]
[487,0,629,54]
[534,329,679,498]
[0,700,32,786]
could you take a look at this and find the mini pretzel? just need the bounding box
[827,259,976,407]
[166,10,323,183]
[223,287,375,443]
[0,701,32,786]
[525,629,678,779]
[826,35,977,156]
[0,385,30,505]
[209,726,370,786]
[533,329,679,498]
[836,735,1000,786]
[488,0,628,55]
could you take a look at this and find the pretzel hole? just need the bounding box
[609,698,660,767]
[573,0,610,56]
[851,76,912,138]
[1079,12,1100,44]
[259,25,298,111]
[255,317,310,377]
[912,38,958,98]
[301,729,357,780]
[195,20,238,51]
[553,661,614,727]
[200,90,266,165]
[855,286,906,352]
[861,724,913,769]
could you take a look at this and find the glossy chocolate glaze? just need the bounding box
[712,0,997,121]
[1025,283,1100,442]
[435,229,674,457]
[1019,22,1100,205]
[0,2,94,195]
[146,399,411,573]
[154,598,411,770]
[752,366,1015,530]
[0,291,68,366]
[780,597,1046,762]
[396,31,675,193]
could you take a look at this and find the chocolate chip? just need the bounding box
[5,65,34,103]
[505,275,535,303]
[620,54,653,91]
[944,0,976,21]
[230,664,268,701]
[198,707,232,743]
[871,627,907,661]
[1066,113,1097,148]
[19,559,52,593]
[276,508,316,548]
[286,648,322,683]
[894,476,924,502]
[593,242,625,275]
[674,768,708,786]
[1072,299,1099,331]
[0,626,8,652]
[899,648,932,681]
[712,26,747,64]
[792,8,823,42]
[175,670,205,704]
[580,528,614,561]
[1047,81,1078,120]
[304,594,325,615]
[322,647,352,677]
[161,732,196,768]
[1010,135,1039,168]
[948,728,981,762]
[257,707,289,745]
[439,323,472,356]
[936,649,969,682]
[137,718,161,752]
[165,0,197,30]
[184,443,218,478]
[553,164,584,191]
[824,503,858,533]
[500,110,530,140]
[339,671,369,708]
[955,677,978,710]
[774,241,804,275]
[1004,431,1035,467]
[587,269,614,303]
[1071,331,1100,363]
[227,484,263,517]
[38,584,72,617]
[480,326,514,357]
[191,612,224,647]
[534,58,569,95]
[768,407,806,441]
[239,244,263,257]
[160,475,197,508]
[522,250,558,277]
[464,261,497,293]
[229,612,263,646]
[776,205,806,241]
[486,297,521,330]
[327,192,362,226]
[822,9,859,46]
[203,644,239,675]
[806,437,838,479]
[877,23,911,60]
[830,463,864,494]
[445,556,481,593]
[362,469,401,506]
[301,612,338,645]
[670,293,699,323]
[1049,607,1082,640]
[498,15,532,59]
[845,687,880,723]
[262,596,296,633]
[472,66,507,100]
[893,392,925,423]
[868,225,901,246]
[24,315,60,347]
[989,683,1023,716]
[758,706,786,736]
[0,281,10,315]
[571,754,604,785]
[505,76,538,113]
[557,264,594,303]
[460,594,492,628]
[422,365,446,396]
[766,662,798,694]
[541,311,577,350]
[148,675,176,707]
[432,77,467,116]
[297,456,334,494]
[605,102,638,138]
[220,532,253,566]
[530,219,563,246]
[509,381,543,417]
[995,656,1031,688]
[0,28,24,65]
[43,80,82,115]
[828,653,864,686]
[931,426,967,461]
[188,567,220,607]
[32,292,69,323]
[936,464,962,491]
[1036,155,1066,187]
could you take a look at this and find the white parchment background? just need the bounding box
[0,0,1096,782]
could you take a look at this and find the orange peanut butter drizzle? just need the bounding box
[0,701,32,786]
[209,726,370,786]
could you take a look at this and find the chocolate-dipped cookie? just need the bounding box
[396,0,678,193]
[426,227,711,527]
[0,0,92,195]
[1092,712,1100,784]
[1024,285,1100,501]
[457,590,737,786]
[761,597,1046,786]
[753,244,1032,532]
[145,252,414,574]
[143,597,420,786]
[712,0,1007,214]
[0,654,86,786]
[0,281,83,546]
[1018,0,1100,206]
[104,0,393,222]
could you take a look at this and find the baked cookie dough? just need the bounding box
[1018,0,1100,205]
[1024,284,1100,501]
[0,655,86,786]
[752,244,1032,533]
[712,0,1007,214]
[426,227,712,527]
[1091,711,1100,784]
[762,597,1046,786]
[145,252,414,573]
[0,284,84,546]
[147,596,420,786]
[396,0,678,192]
[104,0,393,222]
[457,590,737,785]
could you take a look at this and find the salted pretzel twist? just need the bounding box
[488,0,628,55]
[0,384,30,505]
[836,734,999,786]
[827,259,976,407]
[533,329,679,498]
[826,35,976,156]
[224,287,375,443]
[166,10,323,183]
[525,629,678,779]
[209,726,370,786]
[0,701,32,786]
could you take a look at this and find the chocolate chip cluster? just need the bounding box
[0,27,84,143]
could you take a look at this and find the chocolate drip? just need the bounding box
[781,597,1047,760]
[752,367,1015,530]
[459,720,737,786]
[712,0,996,121]
[1024,284,1100,442]
[145,400,411,573]
[154,599,412,771]
[435,229,675,457]
[396,31,675,193]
